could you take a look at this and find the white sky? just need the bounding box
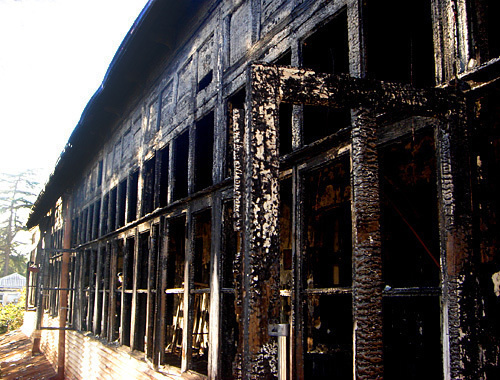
[0,0,149,185]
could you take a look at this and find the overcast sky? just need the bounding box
[0,0,148,186]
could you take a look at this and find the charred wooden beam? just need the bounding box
[351,107,384,380]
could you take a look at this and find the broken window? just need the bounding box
[302,157,352,379]
[365,0,435,88]
[87,249,97,332]
[164,216,186,367]
[146,224,160,359]
[379,129,442,379]
[101,243,112,338]
[94,247,105,336]
[173,131,189,201]
[302,105,351,146]
[191,210,211,375]
[87,204,94,242]
[194,112,214,192]
[159,145,169,208]
[142,156,156,216]
[127,170,139,223]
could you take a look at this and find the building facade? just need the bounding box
[26,0,500,379]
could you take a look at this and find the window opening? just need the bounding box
[142,156,156,216]
[302,9,349,75]
[81,208,88,244]
[220,202,238,379]
[468,0,500,63]
[198,70,213,92]
[146,224,160,359]
[279,102,293,156]
[127,170,139,223]
[94,248,105,336]
[87,249,97,332]
[279,177,293,325]
[101,194,109,236]
[164,216,186,367]
[159,145,170,208]
[274,49,292,66]
[191,210,211,375]
[195,112,214,192]
[173,131,189,200]
[302,157,352,379]
[121,237,135,347]
[101,244,112,338]
[113,240,124,341]
[365,0,435,88]
[87,204,94,242]
[92,200,101,240]
[97,160,103,187]
[303,105,351,146]
[109,186,117,232]
[379,128,442,379]
[227,89,246,178]
[134,231,150,352]
[117,179,127,228]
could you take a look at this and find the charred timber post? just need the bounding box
[436,105,477,379]
[57,196,72,379]
[351,107,384,380]
[238,64,281,379]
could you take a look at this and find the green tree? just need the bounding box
[0,171,39,276]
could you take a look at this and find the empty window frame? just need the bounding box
[97,160,103,188]
[220,202,239,379]
[127,170,139,223]
[191,209,211,374]
[101,243,112,338]
[159,145,170,208]
[364,0,435,88]
[142,156,156,216]
[112,239,124,342]
[302,8,349,75]
[121,237,135,347]
[470,92,500,378]
[133,231,150,352]
[109,186,118,232]
[301,156,353,379]
[379,128,442,379]
[117,179,127,228]
[467,0,500,63]
[194,112,214,192]
[173,131,189,201]
[87,249,97,332]
[164,216,186,367]
[101,194,109,236]
[198,70,213,92]
[279,176,293,327]
[92,200,101,240]
[93,247,105,336]
[146,224,161,360]
[227,89,246,178]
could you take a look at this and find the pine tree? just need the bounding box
[0,171,39,276]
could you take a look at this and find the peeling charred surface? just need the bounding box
[351,108,384,380]
[436,103,478,379]
[236,64,281,379]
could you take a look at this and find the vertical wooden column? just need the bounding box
[436,108,477,379]
[351,107,384,380]
[235,64,281,379]
[57,196,72,379]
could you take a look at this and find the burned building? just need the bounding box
[25,0,500,379]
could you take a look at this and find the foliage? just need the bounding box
[0,171,40,276]
[0,288,25,335]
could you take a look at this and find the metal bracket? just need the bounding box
[268,323,289,337]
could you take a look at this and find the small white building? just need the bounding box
[0,273,26,305]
